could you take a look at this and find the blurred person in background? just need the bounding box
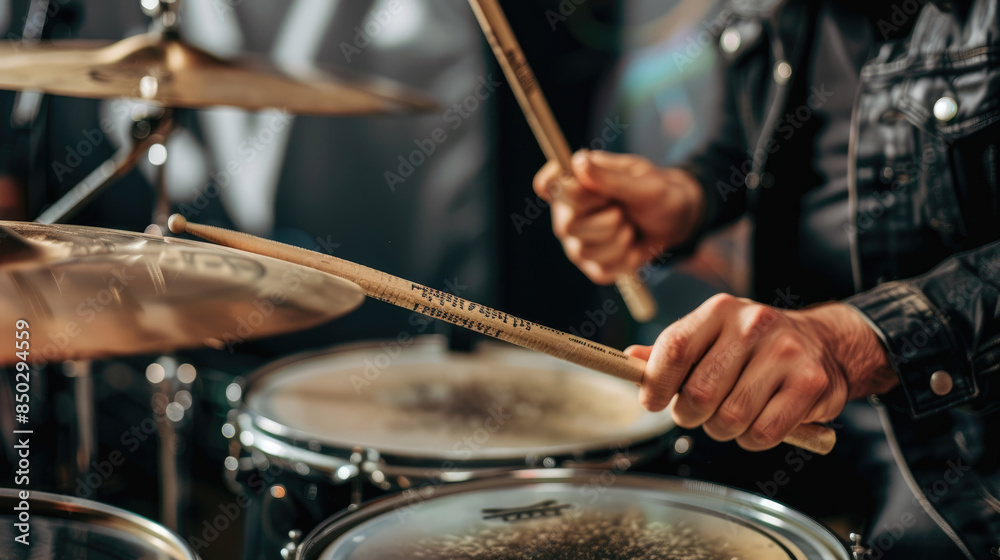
[537,0,999,557]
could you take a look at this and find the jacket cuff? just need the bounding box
[845,281,977,417]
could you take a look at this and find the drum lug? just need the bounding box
[850,533,871,559]
[281,529,303,560]
[356,448,391,491]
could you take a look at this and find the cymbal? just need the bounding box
[0,222,365,365]
[0,33,439,115]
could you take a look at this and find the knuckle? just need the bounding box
[639,390,670,413]
[726,386,758,422]
[630,159,654,176]
[582,263,616,286]
[680,382,716,412]
[657,328,691,366]
[797,364,830,395]
[532,175,549,197]
[577,246,614,267]
[712,405,747,434]
[562,239,584,264]
[551,212,572,239]
[740,305,781,338]
[703,293,736,313]
[744,421,783,449]
[770,332,805,359]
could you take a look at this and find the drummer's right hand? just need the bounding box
[532,150,705,285]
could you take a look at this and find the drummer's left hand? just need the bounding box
[624,294,899,451]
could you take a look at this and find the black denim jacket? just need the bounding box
[681,0,999,556]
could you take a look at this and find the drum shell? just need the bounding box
[228,336,675,560]
[295,469,854,560]
[0,488,198,559]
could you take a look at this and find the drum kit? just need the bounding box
[0,1,868,559]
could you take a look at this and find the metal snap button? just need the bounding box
[933,96,958,123]
[774,60,792,84]
[720,28,742,54]
[930,370,953,396]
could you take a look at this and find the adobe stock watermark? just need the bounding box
[187,461,290,553]
[670,7,736,69]
[177,110,292,219]
[874,0,930,39]
[4,0,72,48]
[716,84,834,203]
[865,457,971,559]
[349,277,470,394]
[210,0,245,17]
[30,265,138,369]
[216,265,308,353]
[843,145,944,238]
[391,405,515,525]
[74,391,175,499]
[545,0,588,30]
[384,75,502,192]
[50,122,115,183]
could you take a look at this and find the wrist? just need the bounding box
[793,303,899,400]
[662,167,707,245]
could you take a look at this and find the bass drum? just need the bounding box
[295,469,851,560]
[230,336,675,559]
[0,488,198,559]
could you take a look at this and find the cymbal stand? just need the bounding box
[146,355,196,534]
[62,360,96,492]
[34,108,174,225]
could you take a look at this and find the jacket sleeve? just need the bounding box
[676,41,751,235]
[845,239,1000,418]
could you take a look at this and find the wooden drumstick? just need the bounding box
[168,214,836,456]
[466,0,659,323]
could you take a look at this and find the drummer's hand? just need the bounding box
[532,150,704,285]
[624,295,899,451]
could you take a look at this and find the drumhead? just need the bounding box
[0,489,197,559]
[241,337,674,464]
[298,470,849,560]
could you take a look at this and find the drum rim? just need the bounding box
[295,469,851,560]
[237,336,675,465]
[0,488,198,559]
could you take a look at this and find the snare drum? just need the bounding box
[0,488,197,559]
[294,469,851,560]
[229,336,674,559]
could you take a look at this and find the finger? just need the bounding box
[575,225,635,267]
[701,350,784,442]
[672,304,782,428]
[639,294,737,412]
[670,330,750,429]
[551,203,623,242]
[576,259,620,286]
[624,345,652,360]
[581,150,652,172]
[532,160,564,203]
[574,151,658,199]
[563,205,627,242]
[554,172,609,213]
[735,363,827,451]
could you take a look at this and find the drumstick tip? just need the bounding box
[167,214,187,234]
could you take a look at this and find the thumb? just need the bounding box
[573,150,659,201]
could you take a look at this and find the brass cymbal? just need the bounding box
[0,222,365,365]
[0,33,439,115]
